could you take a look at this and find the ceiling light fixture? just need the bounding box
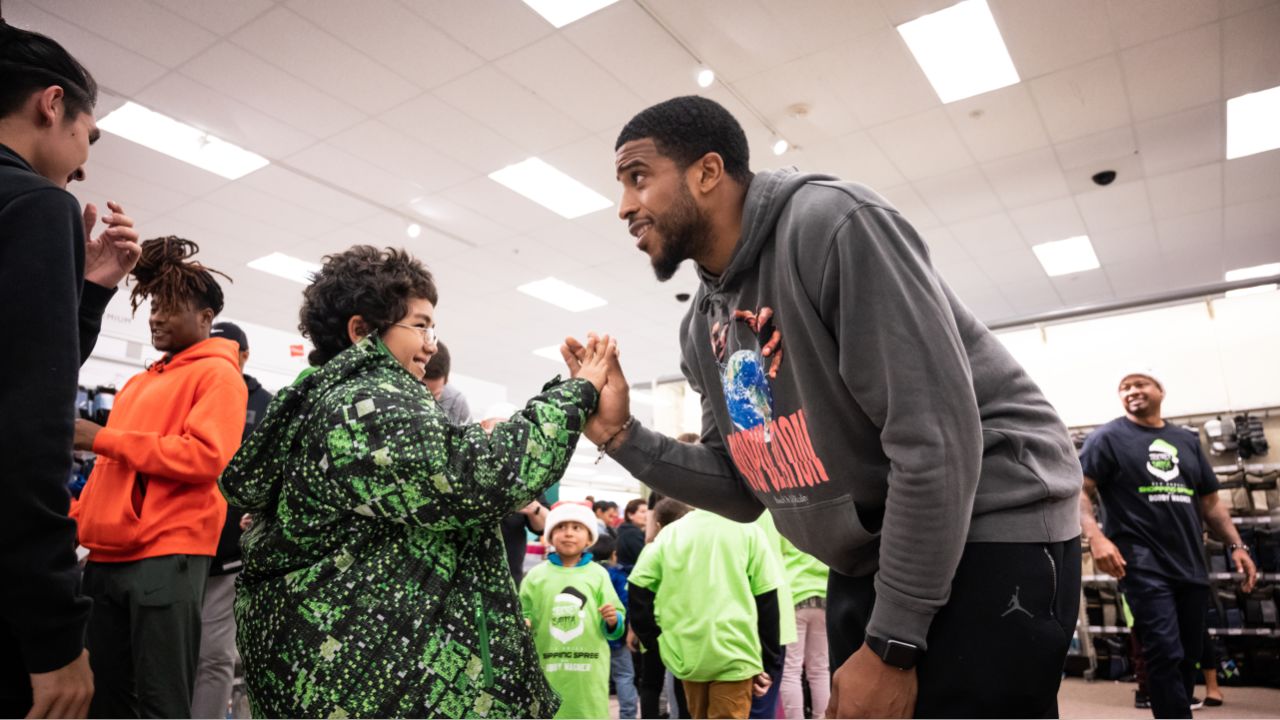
[1031,235,1100,277]
[1226,85,1280,159]
[897,0,1020,103]
[489,158,613,219]
[696,67,715,88]
[532,345,566,363]
[1225,262,1280,282]
[247,252,322,285]
[517,276,608,312]
[520,0,621,28]
[406,223,422,239]
[772,138,790,156]
[98,101,269,180]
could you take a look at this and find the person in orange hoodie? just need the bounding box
[71,236,247,719]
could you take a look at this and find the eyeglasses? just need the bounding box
[391,323,437,346]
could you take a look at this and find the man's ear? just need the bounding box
[346,315,370,344]
[34,86,66,128]
[693,151,726,196]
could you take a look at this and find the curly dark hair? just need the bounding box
[616,96,752,184]
[424,340,450,381]
[0,20,98,119]
[300,245,437,366]
[129,236,229,315]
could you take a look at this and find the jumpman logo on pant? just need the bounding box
[1002,586,1033,618]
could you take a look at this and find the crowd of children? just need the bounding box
[516,486,831,720]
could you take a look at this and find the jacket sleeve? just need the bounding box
[78,281,116,364]
[608,354,763,522]
[599,567,627,641]
[627,585,660,649]
[326,377,598,531]
[93,373,248,484]
[0,188,92,673]
[818,205,983,651]
[754,589,781,672]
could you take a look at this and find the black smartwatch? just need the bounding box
[865,634,923,670]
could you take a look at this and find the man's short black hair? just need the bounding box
[424,340,450,381]
[299,246,437,367]
[589,534,616,563]
[0,20,98,119]
[616,96,752,184]
[593,500,618,515]
[653,498,690,528]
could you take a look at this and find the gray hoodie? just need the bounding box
[610,168,1081,649]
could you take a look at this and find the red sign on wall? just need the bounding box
[289,344,304,358]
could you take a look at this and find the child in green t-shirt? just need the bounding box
[520,501,626,720]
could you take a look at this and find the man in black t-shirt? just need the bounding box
[1079,371,1257,719]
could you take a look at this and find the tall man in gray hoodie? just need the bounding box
[562,96,1083,718]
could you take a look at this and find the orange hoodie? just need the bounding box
[72,337,248,563]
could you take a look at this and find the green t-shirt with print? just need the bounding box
[629,510,783,682]
[520,557,625,720]
[767,512,829,604]
[755,512,798,645]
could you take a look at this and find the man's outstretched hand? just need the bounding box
[83,201,141,288]
[826,644,916,718]
[561,332,630,447]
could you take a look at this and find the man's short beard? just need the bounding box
[650,182,712,282]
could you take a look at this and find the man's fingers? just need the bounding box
[81,203,98,239]
[25,690,52,720]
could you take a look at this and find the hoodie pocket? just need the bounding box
[770,495,881,576]
[75,459,143,552]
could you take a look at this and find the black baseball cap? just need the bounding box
[211,321,248,351]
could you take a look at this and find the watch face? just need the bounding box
[881,638,921,669]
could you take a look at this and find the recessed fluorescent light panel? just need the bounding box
[518,277,607,312]
[98,101,268,179]
[247,252,321,285]
[488,158,612,219]
[897,0,1020,103]
[1031,236,1100,277]
[1227,86,1280,159]
[520,0,621,28]
[1225,262,1280,282]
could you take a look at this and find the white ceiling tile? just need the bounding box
[1223,234,1280,270]
[70,163,192,217]
[1030,55,1132,143]
[562,2,697,105]
[829,132,907,188]
[813,29,940,127]
[135,73,317,159]
[734,54,864,145]
[1163,246,1226,285]
[440,176,565,236]
[496,35,647,136]
[990,0,1114,79]
[1010,197,1088,244]
[230,7,420,115]
[913,168,1004,224]
[283,225,386,262]
[1103,258,1175,297]
[1053,126,1140,170]
[949,212,1029,258]
[382,93,526,176]
[475,236,592,280]
[285,143,426,207]
[643,0,799,81]
[351,213,474,264]
[405,0,554,61]
[1223,150,1280,205]
[180,42,364,138]
[37,0,217,67]
[1222,3,1280,97]
[945,84,1051,163]
[287,0,484,92]
[999,276,1064,314]
[1225,197,1280,244]
[540,136,621,203]
[1076,179,1153,233]
[237,165,382,224]
[962,291,1016,321]
[3,2,167,96]
[1156,208,1224,253]
[434,66,591,155]
[974,247,1046,284]
[879,0,966,26]
[160,0,275,36]
[869,109,973,181]
[982,147,1071,210]
[878,185,941,229]
[1146,163,1224,219]
[201,182,337,240]
[1051,270,1115,304]
[1121,24,1221,122]
[934,260,994,295]
[327,120,476,196]
[919,228,971,268]
[763,0,890,56]
[1135,103,1224,176]
[409,195,521,247]
[1223,0,1275,16]
[1088,222,1161,264]
[1106,0,1222,48]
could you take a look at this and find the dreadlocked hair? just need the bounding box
[129,236,230,316]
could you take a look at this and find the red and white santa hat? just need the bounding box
[545,500,599,545]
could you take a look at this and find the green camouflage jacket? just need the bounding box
[220,337,596,718]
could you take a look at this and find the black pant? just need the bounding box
[748,646,784,718]
[1120,569,1209,719]
[83,555,209,719]
[828,538,1081,719]
[0,624,34,718]
[637,643,688,719]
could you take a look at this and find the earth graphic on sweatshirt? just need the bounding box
[721,349,774,437]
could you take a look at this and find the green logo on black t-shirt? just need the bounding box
[1146,438,1180,481]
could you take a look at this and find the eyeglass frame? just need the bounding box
[390,322,438,346]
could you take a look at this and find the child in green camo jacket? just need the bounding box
[219,246,616,719]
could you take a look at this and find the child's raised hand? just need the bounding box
[572,334,615,392]
[599,603,619,628]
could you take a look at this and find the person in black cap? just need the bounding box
[191,321,273,720]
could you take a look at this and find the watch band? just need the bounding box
[865,634,923,670]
